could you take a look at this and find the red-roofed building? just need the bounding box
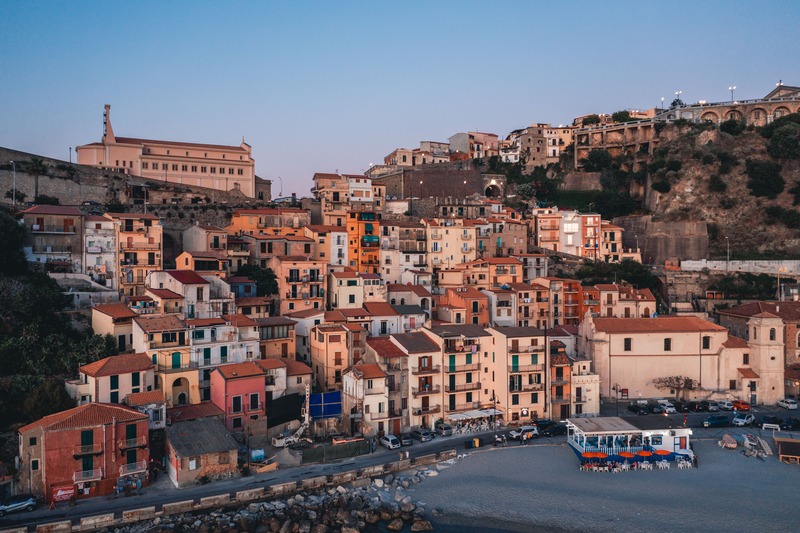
[92,303,139,352]
[227,207,311,235]
[76,105,256,196]
[124,390,167,430]
[436,287,490,327]
[175,250,229,278]
[18,403,149,502]
[303,225,349,267]
[66,353,155,405]
[284,359,313,395]
[267,255,327,315]
[147,270,234,319]
[210,362,267,433]
[21,205,84,273]
[104,212,163,297]
[342,363,389,436]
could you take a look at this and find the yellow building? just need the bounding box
[267,255,327,314]
[106,212,163,297]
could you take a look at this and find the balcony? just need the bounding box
[552,394,571,403]
[32,245,72,254]
[445,381,481,393]
[119,460,148,476]
[31,225,76,234]
[412,385,441,397]
[508,364,544,373]
[73,468,103,483]
[120,242,160,251]
[445,402,477,413]
[521,383,544,392]
[446,363,480,373]
[228,403,263,414]
[430,234,442,240]
[509,345,545,354]
[412,404,441,415]
[584,299,600,305]
[443,343,480,354]
[118,435,147,450]
[286,277,302,283]
[156,361,197,373]
[412,365,440,375]
[574,396,586,403]
[72,444,103,457]
[365,387,386,396]
[368,410,402,421]
[552,377,569,385]
[539,236,559,242]
[460,234,471,241]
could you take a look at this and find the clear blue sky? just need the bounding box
[1,1,798,196]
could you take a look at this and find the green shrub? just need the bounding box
[760,112,800,139]
[765,205,800,228]
[651,180,671,193]
[767,123,800,159]
[702,153,716,165]
[719,119,746,136]
[709,175,727,192]
[666,160,682,172]
[745,159,784,199]
[612,110,632,123]
[648,158,666,173]
[582,114,601,126]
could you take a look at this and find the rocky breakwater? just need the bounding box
[109,466,455,533]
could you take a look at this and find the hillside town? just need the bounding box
[1,83,800,512]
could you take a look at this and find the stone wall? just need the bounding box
[560,171,602,191]
[614,215,708,265]
[681,259,800,276]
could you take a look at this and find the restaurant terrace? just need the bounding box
[566,416,694,460]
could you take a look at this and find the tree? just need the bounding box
[514,183,536,199]
[611,110,632,123]
[0,211,29,276]
[235,264,279,296]
[581,149,613,172]
[33,194,60,205]
[719,119,746,137]
[745,159,784,199]
[26,157,48,200]
[670,98,684,108]
[767,122,800,159]
[581,114,601,126]
[4,188,26,203]
[23,378,75,422]
[651,376,700,401]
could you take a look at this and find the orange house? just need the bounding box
[347,211,380,274]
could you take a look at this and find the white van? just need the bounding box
[657,399,676,413]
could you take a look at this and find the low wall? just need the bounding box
[681,260,800,276]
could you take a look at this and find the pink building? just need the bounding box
[210,362,266,432]
[76,105,256,197]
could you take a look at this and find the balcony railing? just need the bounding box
[510,345,545,353]
[365,387,385,396]
[508,364,545,373]
[552,377,569,385]
[521,383,544,392]
[119,460,148,476]
[72,444,103,456]
[413,404,441,415]
[73,468,103,482]
[446,363,481,373]
[120,242,160,250]
[229,403,263,414]
[32,245,72,254]
[412,385,440,397]
[368,410,402,421]
[443,343,480,353]
[412,365,440,375]
[552,394,571,403]
[445,381,481,393]
[156,361,197,373]
[31,225,76,234]
[118,435,147,450]
[574,396,586,403]
[446,402,477,413]
[460,234,471,240]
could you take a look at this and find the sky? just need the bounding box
[1,1,799,196]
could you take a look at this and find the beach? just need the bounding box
[410,440,799,532]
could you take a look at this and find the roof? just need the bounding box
[723,335,749,348]
[254,316,297,327]
[165,417,239,457]
[427,324,491,338]
[386,284,432,298]
[22,205,82,216]
[165,270,210,285]
[80,352,153,377]
[284,359,312,376]
[391,332,439,353]
[105,212,159,220]
[447,287,487,299]
[304,224,348,233]
[116,136,247,152]
[339,307,370,318]
[364,302,399,317]
[124,390,165,406]
[738,367,761,379]
[93,303,137,320]
[323,311,347,322]
[183,250,228,260]
[214,361,265,380]
[185,317,226,327]
[331,271,359,279]
[167,402,224,422]
[222,314,259,327]
[392,304,426,315]
[255,359,287,371]
[133,314,186,333]
[147,288,184,300]
[591,316,727,334]
[20,403,146,433]
[718,301,800,321]
[345,363,386,379]
[284,309,325,319]
[367,337,407,358]
[226,276,254,284]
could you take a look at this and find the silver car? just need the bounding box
[0,494,37,516]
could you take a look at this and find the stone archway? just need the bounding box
[172,377,190,406]
[774,106,792,119]
[725,110,742,121]
[701,111,719,123]
[485,184,502,197]
[749,108,768,127]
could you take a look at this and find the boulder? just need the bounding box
[386,518,404,531]
[411,519,434,531]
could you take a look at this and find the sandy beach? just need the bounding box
[409,439,799,532]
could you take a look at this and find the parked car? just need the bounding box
[0,494,37,516]
[777,398,798,410]
[780,417,800,431]
[541,423,568,437]
[533,419,555,431]
[760,415,783,426]
[732,414,756,427]
[718,401,735,411]
[657,400,677,413]
[686,401,705,412]
[380,435,401,450]
[647,403,664,414]
[411,429,434,442]
[703,415,730,428]
[508,425,539,440]
[672,400,690,413]
[399,433,413,446]
[627,404,649,415]
[700,400,720,412]
[732,400,751,412]
[435,424,453,436]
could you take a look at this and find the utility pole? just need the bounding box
[10,161,16,206]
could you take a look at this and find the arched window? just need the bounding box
[770,328,776,341]
[753,328,757,340]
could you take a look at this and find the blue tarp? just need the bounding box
[309,391,342,419]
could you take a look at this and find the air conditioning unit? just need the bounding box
[305,301,310,305]
[32,225,41,231]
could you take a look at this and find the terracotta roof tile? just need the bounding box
[133,314,186,333]
[363,302,399,316]
[345,363,386,379]
[147,288,184,299]
[222,314,259,327]
[738,367,760,379]
[80,352,153,377]
[19,403,146,433]
[124,390,165,406]
[284,359,312,376]
[215,361,265,380]
[165,270,210,285]
[93,303,138,320]
[22,205,82,216]
[592,316,726,334]
[167,402,224,422]
[367,337,406,358]
[185,317,226,327]
[255,359,287,371]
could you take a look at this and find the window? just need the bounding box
[531,392,539,403]
[743,353,749,365]
[623,338,632,351]
[729,380,737,390]
[152,409,162,422]
[181,165,187,172]
[110,391,119,403]
[218,453,229,464]
[201,166,207,173]
[211,167,217,174]
[29,436,36,446]
[702,336,710,350]
[110,375,119,390]
[770,328,776,341]
[232,417,242,429]
[131,372,140,387]
[250,393,260,410]
[664,338,672,351]
[512,394,519,405]
[232,396,242,413]
[31,459,39,471]
[348,295,356,304]
[142,162,148,169]
[220,345,228,363]
[191,165,197,172]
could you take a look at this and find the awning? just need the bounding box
[481,409,502,416]
[364,223,374,232]
[362,235,379,242]
[738,367,760,379]
[447,413,468,421]
[464,409,487,420]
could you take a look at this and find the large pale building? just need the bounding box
[76,105,257,197]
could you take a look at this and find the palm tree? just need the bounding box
[26,157,47,200]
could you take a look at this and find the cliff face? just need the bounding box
[637,123,800,260]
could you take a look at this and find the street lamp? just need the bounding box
[69,147,72,164]
[10,161,16,206]
[728,86,736,103]
[726,237,730,271]
[613,383,620,416]
[660,97,664,110]
[675,90,683,105]
[277,176,283,197]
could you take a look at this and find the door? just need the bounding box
[511,355,519,372]
[449,374,456,392]
[448,354,456,372]
[125,423,136,441]
[118,335,126,352]
[560,404,570,419]
[80,429,93,473]
[448,394,456,411]
[125,449,137,466]
[393,419,401,435]
[171,352,181,369]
